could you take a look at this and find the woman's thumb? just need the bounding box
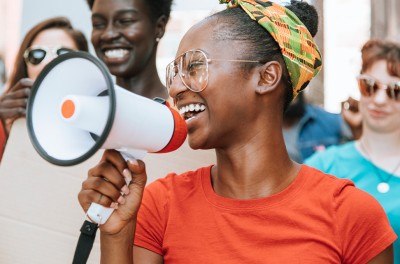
[126,159,147,188]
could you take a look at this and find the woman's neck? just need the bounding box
[358,130,400,176]
[360,129,400,156]
[113,45,168,99]
[211,129,300,200]
[116,71,168,100]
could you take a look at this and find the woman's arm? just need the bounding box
[367,245,393,264]
[133,246,163,264]
[78,150,152,263]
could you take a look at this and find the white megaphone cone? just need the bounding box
[26,51,187,224]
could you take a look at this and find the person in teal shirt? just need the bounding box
[306,39,400,263]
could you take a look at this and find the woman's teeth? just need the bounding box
[179,103,206,120]
[105,49,129,59]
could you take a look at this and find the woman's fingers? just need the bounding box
[0,80,32,121]
[78,189,114,211]
[7,78,34,92]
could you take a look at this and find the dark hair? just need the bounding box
[209,0,318,111]
[361,39,400,77]
[7,16,88,89]
[86,0,173,22]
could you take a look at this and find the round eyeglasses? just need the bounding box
[166,49,260,93]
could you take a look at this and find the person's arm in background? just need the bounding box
[0,78,33,133]
[341,97,362,140]
[0,78,33,160]
[0,121,6,161]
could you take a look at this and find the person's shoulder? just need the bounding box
[303,165,386,220]
[307,104,340,119]
[330,176,390,232]
[305,141,355,166]
[305,104,342,128]
[333,179,397,263]
[301,164,354,190]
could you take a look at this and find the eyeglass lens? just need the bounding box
[358,77,400,101]
[167,50,208,92]
[27,49,47,65]
[27,47,72,65]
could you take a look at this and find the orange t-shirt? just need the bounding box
[134,165,396,263]
[0,121,6,161]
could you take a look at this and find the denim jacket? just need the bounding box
[284,105,352,163]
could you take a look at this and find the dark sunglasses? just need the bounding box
[357,75,400,101]
[23,46,73,65]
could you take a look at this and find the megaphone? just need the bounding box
[26,51,187,224]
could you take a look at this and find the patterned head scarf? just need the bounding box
[219,0,322,97]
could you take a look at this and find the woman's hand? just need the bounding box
[341,97,362,140]
[78,149,147,235]
[0,78,33,134]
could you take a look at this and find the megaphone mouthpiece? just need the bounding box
[155,102,187,154]
[61,99,75,119]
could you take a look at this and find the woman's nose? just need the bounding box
[373,86,390,105]
[100,23,120,41]
[168,73,189,101]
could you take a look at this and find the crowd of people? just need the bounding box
[0,0,398,263]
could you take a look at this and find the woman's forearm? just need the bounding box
[100,221,136,264]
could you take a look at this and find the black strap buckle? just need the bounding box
[72,220,99,264]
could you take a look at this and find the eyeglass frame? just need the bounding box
[166,49,261,93]
[356,74,400,101]
[23,45,74,65]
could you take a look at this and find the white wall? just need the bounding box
[20,0,92,40]
[324,0,371,112]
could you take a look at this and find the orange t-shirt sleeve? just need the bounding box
[0,121,7,161]
[335,183,397,263]
[134,175,171,256]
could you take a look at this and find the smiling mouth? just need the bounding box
[179,103,206,121]
[104,49,129,59]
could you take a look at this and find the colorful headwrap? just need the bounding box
[219,0,322,97]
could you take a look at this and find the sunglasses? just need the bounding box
[166,49,260,93]
[357,75,400,101]
[23,46,73,65]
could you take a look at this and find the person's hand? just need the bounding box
[78,149,147,235]
[0,78,33,134]
[341,97,362,139]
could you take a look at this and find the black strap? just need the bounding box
[72,220,99,264]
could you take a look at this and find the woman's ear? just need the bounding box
[255,61,283,95]
[155,15,168,41]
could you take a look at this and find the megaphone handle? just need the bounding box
[119,149,147,161]
[86,149,145,225]
[86,203,114,225]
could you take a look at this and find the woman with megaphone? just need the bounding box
[78,0,396,263]
[84,0,216,180]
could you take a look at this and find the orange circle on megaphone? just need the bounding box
[61,99,75,119]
